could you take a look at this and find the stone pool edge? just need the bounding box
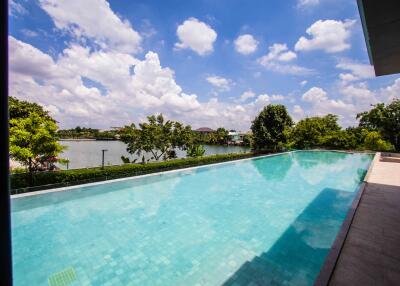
[313,152,380,286]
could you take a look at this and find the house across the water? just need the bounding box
[228,130,249,145]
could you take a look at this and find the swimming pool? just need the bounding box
[11,151,373,286]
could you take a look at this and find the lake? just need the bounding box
[58,140,250,169]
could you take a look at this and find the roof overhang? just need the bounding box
[357,0,400,76]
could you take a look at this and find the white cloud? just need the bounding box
[383,78,400,102]
[254,94,284,105]
[206,76,234,92]
[20,29,39,38]
[300,80,308,86]
[295,20,355,53]
[175,18,217,56]
[297,0,320,8]
[340,83,377,104]
[258,43,312,75]
[234,34,258,55]
[239,91,256,102]
[302,87,328,102]
[339,73,358,82]
[9,0,28,16]
[9,36,270,131]
[292,105,305,121]
[336,59,375,82]
[39,0,142,53]
[259,43,296,63]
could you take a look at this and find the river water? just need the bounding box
[58,140,250,170]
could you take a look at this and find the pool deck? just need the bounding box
[323,153,400,285]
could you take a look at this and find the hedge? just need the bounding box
[11,152,259,194]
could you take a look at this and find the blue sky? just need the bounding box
[9,0,400,130]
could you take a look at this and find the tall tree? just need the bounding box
[9,96,54,121]
[251,104,293,151]
[120,114,193,161]
[290,114,341,149]
[357,99,400,150]
[9,112,64,174]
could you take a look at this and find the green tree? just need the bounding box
[186,144,206,158]
[290,114,341,149]
[9,96,54,121]
[215,128,229,144]
[251,104,293,151]
[9,112,64,174]
[120,114,193,161]
[363,131,394,151]
[357,99,400,150]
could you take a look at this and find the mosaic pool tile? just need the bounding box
[12,151,373,285]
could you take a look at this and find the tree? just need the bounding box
[290,114,341,149]
[186,144,206,158]
[251,104,293,151]
[9,112,64,174]
[9,96,54,121]
[215,128,229,144]
[357,99,400,150]
[120,114,193,161]
[363,131,394,151]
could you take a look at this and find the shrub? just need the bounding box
[11,152,258,193]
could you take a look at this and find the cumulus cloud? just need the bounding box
[239,91,256,102]
[175,18,217,56]
[336,59,375,82]
[302,87,328,102]
[295,20,355,53]
[234,34,258,55]
[39,0,142,53]
[258,43,312,75]
[297,0,320,8]
[9,35,271,130]
[300,80,308,86]
[206,76,234,92]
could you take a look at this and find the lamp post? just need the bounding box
[101,149,108,169]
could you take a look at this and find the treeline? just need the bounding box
[58,127,119,140]
[8,96,400,179]
[251,99,399,152]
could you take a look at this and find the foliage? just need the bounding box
[186,144,206,158]
[9,96,54,121]
[251,104,293,151]
[9,112,64,173]
[288,114,394,151]
[363,131,394,151]
[357,99,400,150]
[11,152,255,192]
[194,127,229,145]
[119,114,192,161]
[289,114,341,149]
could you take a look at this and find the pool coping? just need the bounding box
[313,152,379,286]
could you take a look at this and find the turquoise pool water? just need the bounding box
[12,151,373,286]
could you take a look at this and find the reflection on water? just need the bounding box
[252,153,293,182]
[58,140,250,169]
